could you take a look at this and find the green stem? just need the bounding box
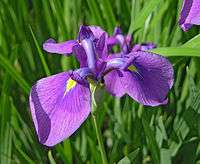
[91,113,108,164]
[91,85,108,164]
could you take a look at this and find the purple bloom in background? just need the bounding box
[29,25,174,146]
[107,27,132,54]
[179,0,200,31]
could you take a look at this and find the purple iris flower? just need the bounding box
[107,27,132,54]
[179,0,200,31]
[29,25,174,146]
[107,27,156,54]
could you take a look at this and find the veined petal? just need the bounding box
[179,0,200,31]
[81,39,96,71]
[95,59,107,79]
[126,51,173,106]
[107,36,118,46]
[29,71,91,146]
[105,57,126,71]
[78,25,108,41]
[43,39,77,54]
[96,32,108,59]
[78,26,94,41]
[104,51,173,106]
[108,34,130,54]
[104,70,127,97]
[107,27,122,46]
[89,26,106,39]
[72,44,88,67]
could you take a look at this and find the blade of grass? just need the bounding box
[128,0,161,34]
[182,33,200,48]
[150,47,200,57]
[142,114,160,164]
[29,25,51,76]
[97,0,116,33]
[0,55,30,94]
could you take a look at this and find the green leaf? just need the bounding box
[117,148,140,164]
[188,76,200,113]
[29,25,51,76]
[160,149,171,164]
[0,55,30,94]
[150,47,200,57]
[86,0,104,26]
[142,115,160,164]
[128,0,161,34]
[48,151,56,164]
[183,33,200,48]
[97,0,116,33]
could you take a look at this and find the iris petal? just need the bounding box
[179,0,200,31]
[104,70,127,97]
[43,38,77,55]
[29,71,91,146]
[104,51,173,106]
[78,26,94,41]
[72,44,88,67]
[96,32,108,59]
[89,26,106,39]
[81,39,96,71]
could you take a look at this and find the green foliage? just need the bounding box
[0,0,200,163]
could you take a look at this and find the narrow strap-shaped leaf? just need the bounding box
[128,0,161,34]
[0,55,30,94]
[150,47,200,57]
[182,34,200,48]
[29,25,51,76]
[142,115,160,164]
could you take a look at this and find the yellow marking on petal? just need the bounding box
[64,78,77,95]
[128,65,137,72]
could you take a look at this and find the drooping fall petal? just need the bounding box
[104,70,127,97]
[104,51,173,106]
[29,71,91,146]
[89,26,106,39]
[96,32,108,59]
[72,44,88,67]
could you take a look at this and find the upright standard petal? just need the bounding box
[89,26,106,39]
[104,51,173,106]
[107,27,122,46]
[107,29,130,54]
[78,26,94,41]
[78,25,107,41]
[96,32,108,59]
[179,0,200,31]
[81,38,97,72]
[43,39,77,54]
[29,71,91,146]
[72,44,88,67]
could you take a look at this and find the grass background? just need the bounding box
[0,0,200,163]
